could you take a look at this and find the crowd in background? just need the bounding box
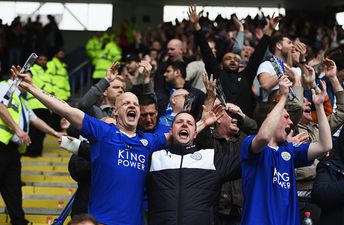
[0,14,63,74]
[1,5,344,225]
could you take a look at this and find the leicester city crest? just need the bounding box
[191,152,202,160]
[281,151,291,161]
[140,139,148,146]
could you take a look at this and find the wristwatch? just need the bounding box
[299,58,307,64]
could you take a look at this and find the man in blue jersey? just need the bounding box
[9,66,169,225]
[240,75,332,225]
[11,65,217,225]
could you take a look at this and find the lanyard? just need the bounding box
[18,94,28,132]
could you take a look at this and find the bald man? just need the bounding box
[11,67,169,225]
[159,89,190,127]
[154,39,194,116]
[167,39,184,62]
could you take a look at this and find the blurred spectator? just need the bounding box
[43,15,64,59]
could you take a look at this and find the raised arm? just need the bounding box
[202,73,216,110]
[231,16,244,54]
[131,60,156,98]
[307,80,332,160]
[78,62,119,113]
[244,14,281,86]
[251,75,291,153]
[188,5,222,79]
[226,103,257,134]
[324,58,343,93]
[196,103,224,133]
[285,65,304,127]
[321,58,344,132]
[11,66,84,130]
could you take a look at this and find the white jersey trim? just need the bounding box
[150,149,216,172]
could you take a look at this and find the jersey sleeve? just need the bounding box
[80,114,113,142]
[293,142,313,168]
[240,135,260,161]
[146,133,167,154]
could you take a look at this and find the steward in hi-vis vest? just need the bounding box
[46,50,70,101]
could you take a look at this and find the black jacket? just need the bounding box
[155,80,206,119]
[68,141,91,217]
[194,30,271,118]
[147,144,241,225]
[312,129,344,225]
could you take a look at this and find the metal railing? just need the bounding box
[69,59,92,104]
[52,193,75,225]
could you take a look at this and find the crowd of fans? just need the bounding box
[1,5,344,225]
[0,14,63,74]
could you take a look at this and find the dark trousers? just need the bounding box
[217,213,241,225]
[50,112,62,132]
[0,142,28,225]
[25,108,51,157]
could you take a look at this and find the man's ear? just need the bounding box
[171,96,176,105]
[112,106,118,117]
[175,69,181,78]
[193,130,198,139]
[103,89,108,97]
[276,42,282,51]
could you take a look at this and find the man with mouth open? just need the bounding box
[10,65,219,225]
[240,76,332,225]
[9,66,168,225]
[146,110,242,225]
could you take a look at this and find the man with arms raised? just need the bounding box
[10,66,168,225]
[11,65,218,225]
[240,76,332,225]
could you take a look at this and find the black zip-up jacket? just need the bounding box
[194,30,271,118]
[312,129,344,225]
[147,144,241,225]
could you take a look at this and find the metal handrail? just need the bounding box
[68,59,93,103]
[69,59,91,77]
[52,193,75,225]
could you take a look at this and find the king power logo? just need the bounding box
[117,150,146,171]
[272,168,290,189]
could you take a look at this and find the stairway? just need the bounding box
[0,135,77,225]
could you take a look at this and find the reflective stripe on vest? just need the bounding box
[0,85,21,145]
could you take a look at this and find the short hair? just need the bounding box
[171,111,195,127]
[138,94,157,107]
[253,101,277,128]
[330,53,344,71]
[269,34,288,54]
[167,61,187,79]
[68,214,98,225]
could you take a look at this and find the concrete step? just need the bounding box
[0,214,71,225]
[21,157,71,163]
[0,199,71,209]
[22,171,70,176]
[22,175,75,183]
[0,135,77,224]
[26,186,76,196]
[22,162,68,167]
[23,182,77,188]
[22,165,69,173]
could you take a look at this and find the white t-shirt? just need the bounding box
[255,60,279,102]
[255,61,301,102]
